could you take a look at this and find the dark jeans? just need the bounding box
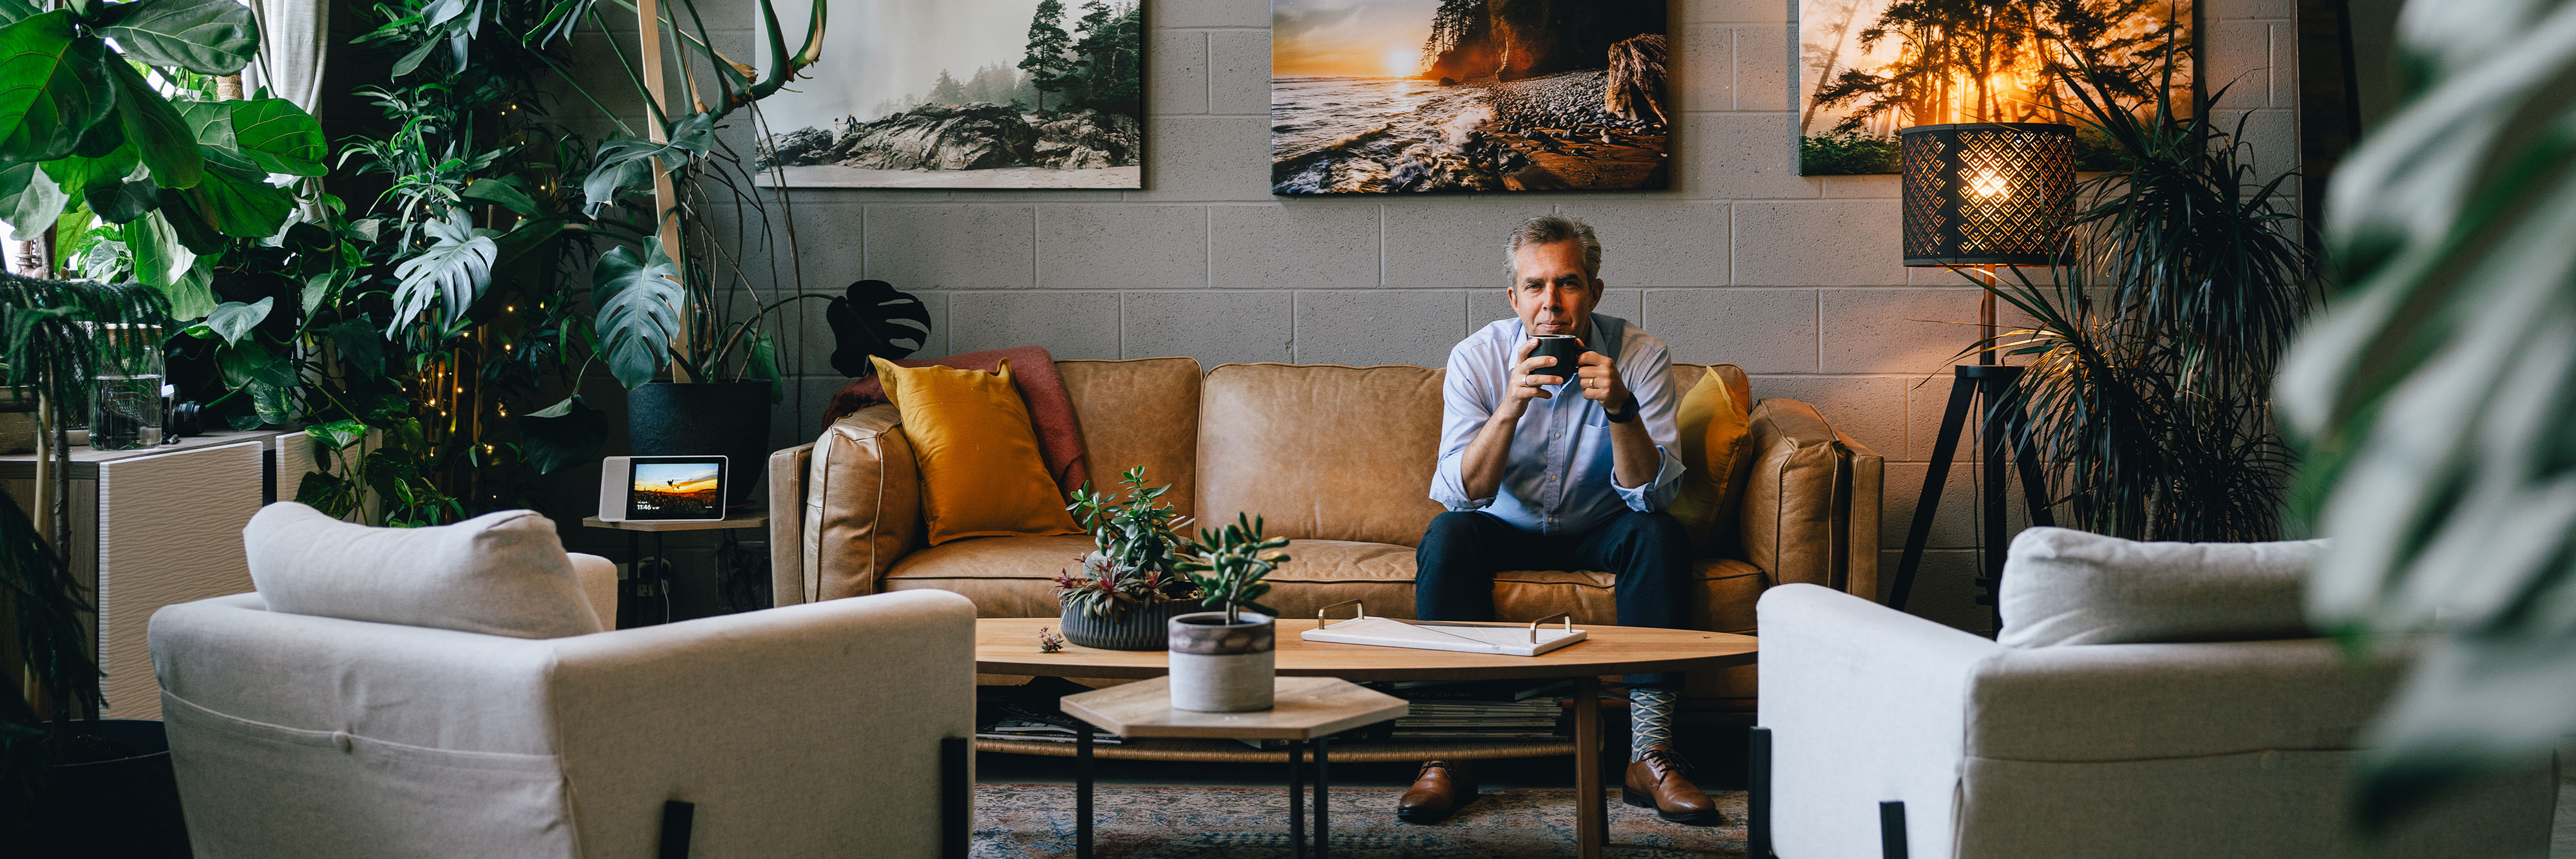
[1413,509,1692,688]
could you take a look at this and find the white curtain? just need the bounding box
[247,0,327,115]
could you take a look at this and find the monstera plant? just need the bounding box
[2279,0,2576,833]
[0,0,323,316]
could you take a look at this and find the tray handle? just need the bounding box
[1529,612,1572,643]
[1318,599,1366,629]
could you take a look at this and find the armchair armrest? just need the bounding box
[1741,398,1879,598]
[1758,583,2000,859]
[551,589,977,857]
[798,404,923,603]
[768,442,812,607]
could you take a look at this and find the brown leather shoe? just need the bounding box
[1396,760,1477,823]
[1623,746,1721,826]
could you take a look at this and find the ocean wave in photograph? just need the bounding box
[1270,70,1667,194]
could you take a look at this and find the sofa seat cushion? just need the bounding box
[884,534,1765,635]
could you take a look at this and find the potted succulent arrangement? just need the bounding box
[1052,467,1203,649]
[1168,514,1291,713]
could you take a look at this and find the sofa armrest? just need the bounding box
[1759,583,2002,859]
[1741,397,1870,596]
[1966,639,2404,762]
[802,404,923,603]
[550,590,978,857]
[768,443,812,607]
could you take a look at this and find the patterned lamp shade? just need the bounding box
[1900,123,2077,267]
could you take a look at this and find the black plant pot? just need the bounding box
[33,719,191,856]
[627,381,775,508]
[1059,599,1196,650]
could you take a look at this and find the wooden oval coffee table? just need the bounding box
[976,616,1757,859]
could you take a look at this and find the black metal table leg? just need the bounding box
[1314,737,1331,859]
[1075,722,1094,859]
[1289,740,1306,859]
[654,530,670,625]
[623,530,641,628]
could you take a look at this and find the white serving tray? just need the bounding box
[1300,602,1587,657]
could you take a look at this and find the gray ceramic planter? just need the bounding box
[1058,599,1194,650]
[1167,611,1275,712]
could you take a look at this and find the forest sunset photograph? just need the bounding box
[1796,0,2195,174]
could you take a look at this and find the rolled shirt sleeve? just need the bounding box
[1609,339,1685,513]
[1430,337,1499,511]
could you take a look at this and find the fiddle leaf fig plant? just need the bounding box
[1178,513,1290,624]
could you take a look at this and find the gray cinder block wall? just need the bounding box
[552,0,2301,632]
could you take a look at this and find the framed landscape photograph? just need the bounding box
[1795,0,2195,175]
[1270,0,1669,194]
[755,0,1142,189]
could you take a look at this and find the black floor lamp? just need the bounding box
[1886,122,2077,627]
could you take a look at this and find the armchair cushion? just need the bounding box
[242,502,601,639]
[1998,527,2323,648]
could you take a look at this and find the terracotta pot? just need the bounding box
[1167,611,1275,712]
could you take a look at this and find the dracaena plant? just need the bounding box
[2278,0,2576,833]
[1054,467,1201,619]
[1178,514,1291,624]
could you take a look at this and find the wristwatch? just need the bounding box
[1604,394,1638,423]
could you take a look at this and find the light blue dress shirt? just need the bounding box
[1429,314,1685,536]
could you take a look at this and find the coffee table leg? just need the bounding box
[1288,740,1305,859]
[1314,736,1331,859]
[1075,722,1094,859]
[1574,675,1605,858]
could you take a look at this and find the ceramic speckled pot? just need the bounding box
[1166,611,1275,712]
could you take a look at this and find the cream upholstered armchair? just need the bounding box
[149,504,978,858]
[1748,529,2559,859]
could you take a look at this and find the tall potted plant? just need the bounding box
[1,274,186,853]
[1166,514,1289,712]
[1053,467,1202,649]
[1968,37,2315,542]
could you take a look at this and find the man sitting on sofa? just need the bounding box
[1398,215,1717,826]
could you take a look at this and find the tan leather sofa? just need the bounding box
[768,358,1883,710]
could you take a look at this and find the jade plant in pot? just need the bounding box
[1168,514,1291,713]
[1052,467,1202,650]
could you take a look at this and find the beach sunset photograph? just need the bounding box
[1271,0,1669,194]
[632,463,723,518]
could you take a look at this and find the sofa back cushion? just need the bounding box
[1059,357,1203,520]
[1197,363,1449,546]
[1998,526,2324,648]
[243,502,603,639]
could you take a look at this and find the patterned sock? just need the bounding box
[1629,687,1676,760]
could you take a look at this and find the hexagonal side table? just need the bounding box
[1058,676,1410,859]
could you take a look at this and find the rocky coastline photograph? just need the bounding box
[1795,0,2193,175]
[755,0,1142,189]
[1271,0,1669,194]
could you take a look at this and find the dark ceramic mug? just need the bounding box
[1529,334,1590,383]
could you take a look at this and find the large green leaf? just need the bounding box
[0,0,43,25]
[126,209,204,312]
[2276,0,2576,831]
[173,99,258,174]
[825,279,931,377]
[225,98,324,176]
[580,113,713,215]
[386,210,497,335]
[516,395,607,475]
[105,57,200,189]
[0,162,66,241]
[461,176,540,216]
[199,296,269,345]
[178,164,292,238]
[97,0,258,75]
[0,12,113,164]
[590,238,683,389]
[46,135,135,204]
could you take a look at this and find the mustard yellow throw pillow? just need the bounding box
[871,357,1081,545]
[1668,368,1756,556]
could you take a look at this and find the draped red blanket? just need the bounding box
[819,346,1092,496]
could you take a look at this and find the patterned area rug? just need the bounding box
[973,783,1748,858]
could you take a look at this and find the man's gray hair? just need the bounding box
[1505,215,1603,282]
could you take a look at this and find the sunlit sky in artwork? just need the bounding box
[1273,0,1438,78]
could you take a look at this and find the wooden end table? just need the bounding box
[1061,676,1408,859]
[976,616,1758,859]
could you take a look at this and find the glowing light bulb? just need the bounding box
[1967,169,2009,198]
